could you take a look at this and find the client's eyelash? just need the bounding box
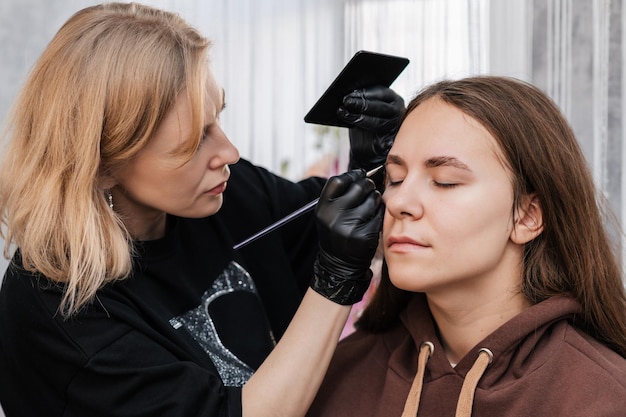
[433,181,459,188]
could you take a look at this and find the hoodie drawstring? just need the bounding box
[455,348,493,417]
[401,342,434,417]
[401,343,493,417]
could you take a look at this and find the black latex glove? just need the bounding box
[311,169,384,305]
[338,86,405,177]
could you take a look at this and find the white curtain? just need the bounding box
[530,0,625,266]
[139,0,350,180]
[343,0,490,101]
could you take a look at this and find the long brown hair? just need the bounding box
[0,3,210,316]
[358,76,626,357]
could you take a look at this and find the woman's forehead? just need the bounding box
[393,98,509,170]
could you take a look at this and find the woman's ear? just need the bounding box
[97,167,117,190]
[511,194,543,244]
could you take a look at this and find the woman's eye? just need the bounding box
[199,126,211,145]
[433,180,459,188]
[386,178,403,187]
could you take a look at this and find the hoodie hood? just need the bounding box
[398,293,579,385]
[397,293,579,416]
[308,292,626,417]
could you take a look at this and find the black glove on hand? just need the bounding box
[338,86,405,174]
[311,169,384,305]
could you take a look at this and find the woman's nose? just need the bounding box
[383,180,424,220]
[210,126,240,168]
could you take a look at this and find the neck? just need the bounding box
[429,291,529,365]
[110,188,168,241]
[123,210,167,241]
[427,244,530,365]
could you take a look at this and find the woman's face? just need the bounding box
[110,72,240,239]
[382,98,522,297]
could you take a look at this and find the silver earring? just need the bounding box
[106,190,113,210]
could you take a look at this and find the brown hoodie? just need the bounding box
[308,293,626,416]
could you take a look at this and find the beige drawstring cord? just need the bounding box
[401,341,434,417]
[455,348,493,417]
[401,345,493,417]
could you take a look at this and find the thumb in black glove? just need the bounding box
[338,86,405,179]
[311,169,384,305]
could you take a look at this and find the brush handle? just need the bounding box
[232,165,383,250]
[232,198,319,250]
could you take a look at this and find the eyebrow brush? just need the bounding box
[232,165,384,250]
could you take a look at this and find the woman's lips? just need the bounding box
[206,181,227,195]
[386,235,429,251]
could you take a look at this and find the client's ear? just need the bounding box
[511,194,543,244]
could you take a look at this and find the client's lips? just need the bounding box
[386,235,429,248]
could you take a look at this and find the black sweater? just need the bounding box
[0,159,325,417]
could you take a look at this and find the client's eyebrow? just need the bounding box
[386,154,405,167]
[425,156,471,171]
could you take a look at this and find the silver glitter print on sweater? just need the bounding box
[169,261,271,387]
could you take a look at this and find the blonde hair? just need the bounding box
[0,2,211,316]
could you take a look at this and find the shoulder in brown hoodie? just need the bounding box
[308,293,626,417]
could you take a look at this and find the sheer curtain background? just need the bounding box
[0,1,624,412]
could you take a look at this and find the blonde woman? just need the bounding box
[0,3,398,416]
